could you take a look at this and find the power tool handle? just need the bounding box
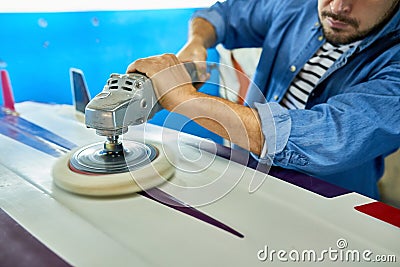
[183,62,200,82]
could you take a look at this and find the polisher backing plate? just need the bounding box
[69,141,158,174]
[52,142,175,196]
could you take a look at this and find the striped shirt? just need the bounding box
[281,41,359,110]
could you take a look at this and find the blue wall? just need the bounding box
[0,9,222,143]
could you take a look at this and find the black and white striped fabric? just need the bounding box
[281,41,358,110]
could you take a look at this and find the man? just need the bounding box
[127,0,400,199]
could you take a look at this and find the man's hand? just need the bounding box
[177,37,208,63]
[126,54,196,111]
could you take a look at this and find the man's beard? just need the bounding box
[321,3,399,45]
[321,13,362,44]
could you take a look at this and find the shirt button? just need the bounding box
[318,36,324,41]
[274,95,279,101]
[314,22,320,27]
[290,65,296,72]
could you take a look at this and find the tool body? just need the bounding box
[68,71,163,175]
[76,63,200,172]
[85,62,200,139]
[85,72,161,138]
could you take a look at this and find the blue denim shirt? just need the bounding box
[194,0,400,199]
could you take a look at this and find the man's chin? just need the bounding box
[323,27,360,45]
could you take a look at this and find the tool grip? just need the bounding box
[183,62,200,82]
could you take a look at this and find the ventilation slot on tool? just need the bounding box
[109,79,119,90]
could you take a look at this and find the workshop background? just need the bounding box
[0,1,222,143]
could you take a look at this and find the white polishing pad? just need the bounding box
[52,142,175,196]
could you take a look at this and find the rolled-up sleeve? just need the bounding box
[253,102,291,164]
[254,83,400,177]
[192,8,226,45]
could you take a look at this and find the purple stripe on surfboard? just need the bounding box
[139,188,244,238]
[0,111,77,157]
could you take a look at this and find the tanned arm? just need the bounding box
[127,18,265,156]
